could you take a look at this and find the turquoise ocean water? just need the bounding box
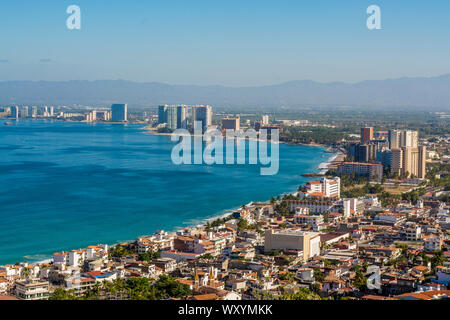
[0,120,328,264]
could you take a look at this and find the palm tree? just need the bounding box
[92,282,101,298]
[101,281,112,299]
[117,279,125,299]
[21,267,31,280]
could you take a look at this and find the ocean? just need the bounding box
[0,120,327,264]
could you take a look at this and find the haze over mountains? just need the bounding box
[1,74,450,110]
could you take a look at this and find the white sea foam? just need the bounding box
[24,254,53,265]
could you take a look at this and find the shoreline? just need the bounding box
[1,118,147,125]
[3,127,337,266]
[144,128,328,148]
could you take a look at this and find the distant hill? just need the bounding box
[1,74,450,109]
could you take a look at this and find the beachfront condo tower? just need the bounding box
[111,104,128,122]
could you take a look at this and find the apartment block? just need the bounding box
[192,105,212,132]
[221,117,240,131]
[305,177,340,198]
[15,279,50,300]
[293,214,324,231]
[337,162,383,182]
[391,146,427,179]
[264,230,320,262]
[361,127,374,144]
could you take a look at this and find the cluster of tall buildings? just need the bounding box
[85,110,112,122]
[348,127,426,179]
[59,104,126,123]
[1,104,127,123]
[350,127,389,162]
[80,104,126,123]
[158,105,212,132]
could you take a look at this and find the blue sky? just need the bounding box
[0,0,449,86]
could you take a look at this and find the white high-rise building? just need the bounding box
[68,250,81,267]
[323,177,341,198]
[305,177,340,198]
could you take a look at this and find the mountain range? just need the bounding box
[1,74,450,110]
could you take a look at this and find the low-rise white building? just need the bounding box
[15,279,50,300]
[293,214,324,231]
[374,213,406,225]
[264,229,320,262]
[405,224,422,241]
[424,236,443,252]
[289,200,335,214]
